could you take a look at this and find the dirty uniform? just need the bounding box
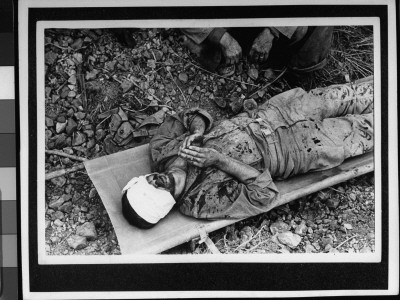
[180,26,333,72]
[150,79,374,220]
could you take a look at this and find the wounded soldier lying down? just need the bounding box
[121,78,374,229]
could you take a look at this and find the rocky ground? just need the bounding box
[44,26,375,255]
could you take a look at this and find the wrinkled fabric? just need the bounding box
[180,26,333,72]
[181,27,300,45]
[150,80,374,219]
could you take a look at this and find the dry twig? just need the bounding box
[45,150,87,162]
[233,225,266,252]
[334,234,358,250]
[248,67,287,98]
[45,163,85,180]
[170,51,259,87]
[166,68,188,105]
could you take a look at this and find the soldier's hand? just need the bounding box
[181,132,203,150]
[178,146,220,168]
[219,32,242,65]
[249,27,275,63]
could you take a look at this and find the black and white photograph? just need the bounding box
[18,0,398,299]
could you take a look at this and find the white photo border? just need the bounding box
[18,0,398,298]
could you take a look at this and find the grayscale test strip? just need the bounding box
[1,0,18,298]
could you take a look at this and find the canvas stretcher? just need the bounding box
[84,144,374,254]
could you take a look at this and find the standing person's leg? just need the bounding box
[179,28,223,72]
[287,26,334,73]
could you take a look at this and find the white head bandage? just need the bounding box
[122,175,176,224]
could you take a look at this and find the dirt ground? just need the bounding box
[44,26,375,255]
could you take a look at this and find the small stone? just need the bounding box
[86,69,99,80]
[72,131,87,146]
[147,59,156,69]
[73,53,83,63]
[45,51,58,65]
[71,38,83,50]
[86,138,96,149]
[178,72,188,83]
[337,186,345,193]
[270,220,290,235]
[68,74,77,85]
[81,206,88,213]
[324,244,333,252]
[45,117,54,127]
[89,188,97,199]
[329,247,339,253]
[95,128,106,141]
[312,242,321,251]
[56,122,67,133]
[54,211,64,220]
[84,130,94,138]
[68,91,76,98]
[48,195,66,209]
[360,246,372,253]
[66,118,78,135]
[105,60,116,71]
[320,236,333,248]
[50,236,60,243]
[72,191,81,203]
[295,221,308,236]
[277,232,302,249]
[74,112,86,120]
[76,222,97,240]
[45,219,51,228]
[326,198,340,209]
[349,193,357,201]
[263,68,275,81]
[343,223,353,230]
[307,227,314,234]
[278,246,291,254]
[248,68,258,80]
[54,219,64,227]
[59,201,73,213]
[305,244,316,253]
[67,235,87,250]
[367,232,375,240]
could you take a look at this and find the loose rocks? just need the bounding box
[76,222,97,240]
[67,235,87,250]
[270,220,290,235]
[277,232,302,249]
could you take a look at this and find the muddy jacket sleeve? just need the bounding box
[149,108,213,171]
[179,164,279,220]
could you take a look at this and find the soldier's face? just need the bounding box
[146,172,175,194]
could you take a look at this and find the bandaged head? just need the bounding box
[121,175,176,226]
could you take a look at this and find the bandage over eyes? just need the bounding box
[122,175,176,224]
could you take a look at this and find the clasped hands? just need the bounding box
[178,132,220,168]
